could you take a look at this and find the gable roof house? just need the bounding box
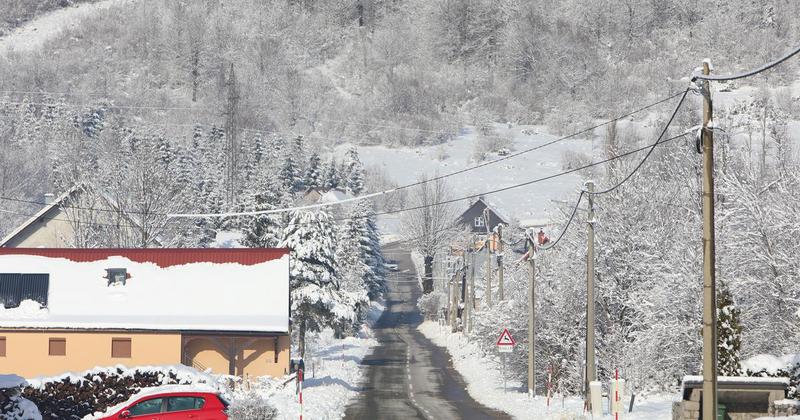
[0,248,290,378]
[0,186,163,249]
[456,196,509,234]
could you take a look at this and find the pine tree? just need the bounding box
[279,154,302,193]
[280,211,359,357]
[322,157,340,190]
[344,147,365,195]
[717,284,743,376]
[304,152,323,189]
[240,170,287,248]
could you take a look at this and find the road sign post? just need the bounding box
[497,328,516,393]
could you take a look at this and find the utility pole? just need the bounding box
[463,242,472,334]
[497,225,504,301]
[700,60,719,419]
[527,232,536,397]
[469,244,476,333]
[585,180,596,408]
[484,209,493,308]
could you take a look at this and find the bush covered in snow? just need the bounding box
[418,291,446,321]
[744,355,800,399]
[20,365,218,419]
[226,391,278,420]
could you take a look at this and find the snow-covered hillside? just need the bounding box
[345,124,593,226]
[0,0,133,55]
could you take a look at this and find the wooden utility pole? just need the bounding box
[527,233,536,397]
[700,60,719,419]
[585,180,597,407]
[463,242,473,334]
[497,225,504,301]
[484,209,493,308]
[468,245,476,333]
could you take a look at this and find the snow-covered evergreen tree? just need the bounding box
[717,283,743,376]
[343,147,365,195]
[322,157,341,190]
[280,211,360,357]
[304,152,323,189]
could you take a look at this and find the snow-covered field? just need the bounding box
[418,321,676,420]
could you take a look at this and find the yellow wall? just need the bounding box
[0,330,290,379]
[0,330,182,378]
[184,335,291,377]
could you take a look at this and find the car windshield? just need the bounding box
[129,398,163,415]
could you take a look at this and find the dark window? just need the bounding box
[166,397,204,412]
[0,337,5,357]
[129,398,164,416]
[112,338,131,358]
[105,268,128,286]
[49,338,66,356]
[0,273,49,308]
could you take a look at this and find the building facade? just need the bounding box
[0,248,290,378]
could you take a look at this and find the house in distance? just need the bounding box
[0,248,290,378]
[456,195,509,235]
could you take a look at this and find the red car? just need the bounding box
[99,389,229,420]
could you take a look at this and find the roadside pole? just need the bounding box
[497,224,504,301]
[585,180,597,409]
[700,60,719,419]
[527,233,536,397]
[469,238,476,333]
[484,208,493,308]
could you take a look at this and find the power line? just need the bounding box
[590,88,690,195]
[691,45,800,82]
[167,92,688,218]
[0,130,691,232]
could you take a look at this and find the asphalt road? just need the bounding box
[344,242,511,420]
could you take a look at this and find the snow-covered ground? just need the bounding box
[233,300,384,419]
[0,0,136,55]
[418,321,676,420]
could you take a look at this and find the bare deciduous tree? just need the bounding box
[400,174,458,293]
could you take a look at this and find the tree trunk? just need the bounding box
[298,318,306,359]
[423,255,434,293]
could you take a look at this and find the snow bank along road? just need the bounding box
[0,0,134,56]
[344,242,510,419]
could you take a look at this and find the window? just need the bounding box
[49,338,66,356]
[0,337,5,357]
[474,216,485,228]
[129,398,164,416]
[105,268,128,286]
[167,397,204,412]
[0,273,49,309]
[112,338,131,358]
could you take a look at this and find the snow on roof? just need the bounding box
[318,189,354,204]
[682,375,789,386]
[0,374,26,389]
[0,250,289,333]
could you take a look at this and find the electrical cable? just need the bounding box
[590,88,690,195]
[165,92,689,218]
[691,45,800,82]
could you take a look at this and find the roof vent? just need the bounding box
[105,268,129,286]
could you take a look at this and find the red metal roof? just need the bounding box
[0,248,289,268]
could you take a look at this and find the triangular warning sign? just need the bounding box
[496,328,516,346]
